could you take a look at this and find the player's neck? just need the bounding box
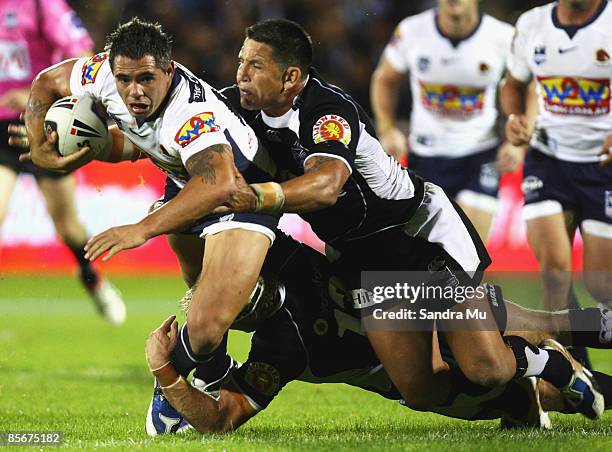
[437,8,480,39]
[557,0,604,25]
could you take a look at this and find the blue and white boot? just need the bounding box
[145,379,192,436]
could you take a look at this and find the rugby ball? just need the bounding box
[44,95,110,158]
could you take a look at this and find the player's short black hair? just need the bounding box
[105,17,172,71]
[246,19,312,78]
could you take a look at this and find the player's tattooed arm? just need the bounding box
[24,98,53,122]
[185,144,228,184]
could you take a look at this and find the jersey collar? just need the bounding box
[552,0,607,39]
[434,11,483,49]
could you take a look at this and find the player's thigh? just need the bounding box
[525,211,573,270]
[582,231,612,306]
[188,228,270,338]
[167,233,205,287]
[366,329,440,399]
[0,165,18,224]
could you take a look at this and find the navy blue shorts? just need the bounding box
[409,148,499,200]
[163,177,280,241]
[0,119,68,180]
[522,148,612,224]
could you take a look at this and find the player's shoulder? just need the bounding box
[515,3,554,32]
[481,14,513,35]
[78,52,112,87]
[395,8,435,38]
[303,71,358,114]
[480,14,514,47]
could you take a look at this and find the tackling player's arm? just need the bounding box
[162,379,258,433]
[84,143,239,261]
[145,315,257,433]
[370,56,408,158]
[219,155,350,215]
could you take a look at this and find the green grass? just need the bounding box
[0,275,610,451]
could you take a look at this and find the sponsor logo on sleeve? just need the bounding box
[81,52,108,85]
[537,76,610,116]
[312,114,351,146]
[174,112,221,148]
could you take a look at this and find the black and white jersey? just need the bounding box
[229,233,400,411]
[222,69,424,249]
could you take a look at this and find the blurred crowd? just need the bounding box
[71,0,549,116]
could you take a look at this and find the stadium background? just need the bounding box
[0,0,584,276]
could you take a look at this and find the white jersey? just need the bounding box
[384,9,513,157]
[70,53,273,187]
[508,1,612,162]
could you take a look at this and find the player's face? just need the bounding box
[438,0,477,17]
[560,0,599,10]
[236,38,286,112]
[113,55,174,120]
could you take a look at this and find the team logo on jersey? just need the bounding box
[81,53,108,85]
[606,191,612,219]
[419,82,485,117]
[533,46,546,65]
[417,56,430,72]
[174,112,221,148]
[596,48,610,63]
[479,62,490,74]
[312,115,351,146]
[244,362,280,397]
[537,76,610,116]
[4,11,17,28]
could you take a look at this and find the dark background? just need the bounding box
[71,0,551,116]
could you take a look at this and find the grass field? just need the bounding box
[1,274,611,451]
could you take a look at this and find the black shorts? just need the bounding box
[0,119,68,180]
[409,147,499,202]
[522,147,612,225]
[163,176,280,242]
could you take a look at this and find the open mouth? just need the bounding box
[129,102,149,115]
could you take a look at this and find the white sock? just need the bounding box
[523,347,549,377]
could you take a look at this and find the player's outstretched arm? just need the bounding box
[145,315,257,433]
[84,143,239,261]
[24,59,95,172]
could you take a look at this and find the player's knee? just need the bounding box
[461,352,511,387]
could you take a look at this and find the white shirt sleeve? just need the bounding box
[69,52,112,97]
[506,13,532,83]
[383,19,412,73]
[166,107,232,165]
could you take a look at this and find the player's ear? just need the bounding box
[281,66,302,91]
[165,61,175,78]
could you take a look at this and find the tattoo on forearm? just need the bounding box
[304,156,337,173]
[185,144,227,184]
[25,98,52,122]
